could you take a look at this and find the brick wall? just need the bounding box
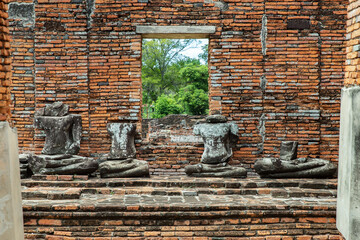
[0,0,11,122]
[9,0,347,170]
[8,0,34,149]
[140,115,205,175]
[24,211,342,240]
[346,0,360,86]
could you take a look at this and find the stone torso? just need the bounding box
[194,122,237,164]
[35,115,81,155]
[108,123,136,159]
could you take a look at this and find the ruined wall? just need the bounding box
[345,0,360,86]
[0,0,11,122]
[9,0,347,171]
[9,0,89,153]
[140,115,205,175]
[8,0,34,150]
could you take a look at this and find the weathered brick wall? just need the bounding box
[346,0,360,86]
[9,0,347,170]
[0,0,11,122]
[9,0,90,154]
[320,0,346,162]
[24,212,342,240]
[8,0,34,149]
[140,115,205,175]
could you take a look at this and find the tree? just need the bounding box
[141,39,209,118]
[152,94,183,119]
[179,63,209,92]
[142,39,198,104]
[177,85,209,115]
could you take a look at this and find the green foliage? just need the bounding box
[177,85,209,115]
[179,63,209,92]
[142,39,197,102]
[142,39,209,118]
[152,95,183,119]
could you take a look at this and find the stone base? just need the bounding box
[337,86,360,240]
[99,159,150,178]
[28,154,98,175]
[254,158,337,178]
[185,163,247,178]
[0,122,24,240]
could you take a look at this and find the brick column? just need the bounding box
[337,0,360,239]
[0,0,11,122]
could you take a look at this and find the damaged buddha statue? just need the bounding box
[185,115,247,178]
[254,141,337,178]
[27,102,98,175]
[99,123,149,178]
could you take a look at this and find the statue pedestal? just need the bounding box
[0,122,24,240]
[337,86,360,240]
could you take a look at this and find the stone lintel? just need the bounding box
[136,26,216,39]
[0,122,24,240]
[337,86,360,240]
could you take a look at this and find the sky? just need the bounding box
[181,39,208,60]
[142,38,209,64]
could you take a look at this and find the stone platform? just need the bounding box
[21,176,343,240]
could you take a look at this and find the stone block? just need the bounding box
[0,122,24,240]
[337,86,360,240]
[136,25,216,39]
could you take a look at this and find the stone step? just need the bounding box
[21,185,337,200]
[21,176,340,240]
[22,175,338,190]
[23,193,337,213]
[22,187,82,200]
[22,192,339,240]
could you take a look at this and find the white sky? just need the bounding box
[181,39,208,60]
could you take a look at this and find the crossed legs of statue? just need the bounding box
[185,162,247,178]
[99,159,149,178]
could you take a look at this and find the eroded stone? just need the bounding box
[185,163,247,178]
[28,154,98,175]
[30,102,98,175]
[108,123,136,159]
[35,101,69,117]
[194,116,239,164]
[100,122,149,178]
[185,115,247,178]
[35,115,81,155]
[337,86,360,240]
[100,159,149,178]
[205,114,227,123]
[254,141,337,178]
